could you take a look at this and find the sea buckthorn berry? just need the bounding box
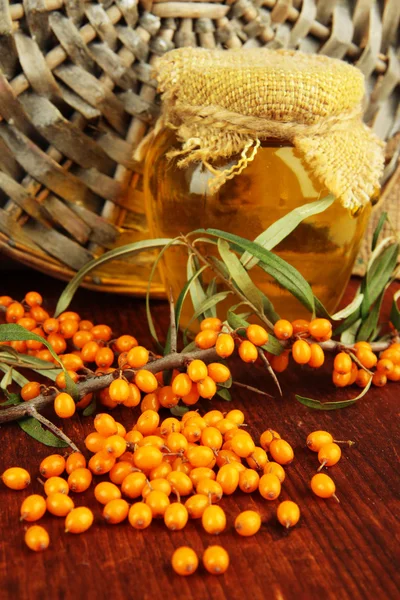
[150,462,172,481]
[239,469,260,493]
[0,295,13,307]
[207,363,231,384]
[356,348,378,369]
[81,341,100,363]
[136,410,160,436]
[68,468,92,493]
[157,386,178,409]
[160,417,181,436]
[135,370,158,394]
[172,373,192,397]
[139,435,164,449]
[238,340,258,363]
[25,526,49,552]
[259,473,281,500]
[181,387,200,406]
[20,495,47,521]
[103,499,129,524]
[94,482,121,505]
[377,358,394,374]
[46,333,66,355]
[311,473,339,501]
[380,347,400,364]
[88,451,116,475]
[201,427,223,451]
[182,411,203,424]
[129,502,153,529]
[40,455,65,478]
[332,370,351,387]
[291,319,310,335]
[372,372,387,387]
[72,330,93,349]
[115,335,138,353]
[215,418,237,436]
[24,291,43,307]
[226,409,245,425]
[145,490,170,517]
[104,435,127,458]
[29,306,49,323]
[356,369,371,388]
[197,376,217,399]
[216,464,240,495]
[60,318,79,339]
[203,546,229,575]
[308,344,325,368]
[6,302,25,323]
[269,439,294,465]
[334,352,352,375]
[26,327,45,351]
[121,383,141,408]
[44,477,69,496]
[164,503,189,531]
[65,507,94,533]
[260,430,281,450]
[47,493,74,517]
[55,370,79,390]
[95,347,114,369]
[125,430,143,445]
[167,432,188,454]
[172,457,192,475]
[11,340,27,353]
[116,422,126,438]
[17,317,37,331]
[247,447,268,470]
[190,467,216,486]
[58,311,80,323]
[85,432,106,453]
[273,319,293,340]
[172,547,199,576]
[133,446,163,471]
[54,392,76,419]
[195,330,219,350]
[271,350,290,373]
[91,324,112,342]
[317,443,342,470]
[167,472,193,496]
[215,333,235,358]
[277,501,300,529]
[142,478,172,498]
[127,346,149,369]
[121,472,147,499]
[141,392,160,413]
[21,381,41,402]
[59,353,83,372]
[387,364,400,381]
[202,505,226,534]
[306,430,333,452]
[216,450,241,468]
[349,361,358,385]
[235,510,262,537]
[203,410,224,427]
[94,413,118,437]
[292,340,312,365]
[196,479,223,503]
[200,317,223,332]
[109,462,136,485]
[108,379,130,404]
[187,359,208,383]
[185,494,209,519]
[354,341,372,351]
[231,433,255,458]
[186,446,214,468]
[308,318,332,341]
[247,324,269,346]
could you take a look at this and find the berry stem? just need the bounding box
[258,348,282,397]
[168,287,177,354]
[232,381,273,398]
[25,406,80,452]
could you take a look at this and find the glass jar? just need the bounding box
[144,128,371,328]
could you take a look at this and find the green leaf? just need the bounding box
[205,278,218,317]
[181,341,197,354]
[334,310,362,336]
[83,397,97,416]
[0,391,22,406]
[295,376,371,410]
[184,292,232,334]
[174,266,208,333]
[18,417,68,447]
[331,293,364,321]
[313,297,331,319]
[241,194,335,269]
[206,229,315,314]
[217,376,232,389]
[55,238,178,317]
[0,364,29,388]
[216,388,232,401]
[357,290,385,342]
[32,368,62,382]
[226,308,283,355]
[170,405,189,417]
[389,290,400,330]
[218,239,263,313]
[340,318,362,344]
[187,253,209,320]
[371,212,387,251]
[0,365,13,390]
[363,242,399,314]
[261,334,284,356]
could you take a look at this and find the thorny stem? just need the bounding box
[26,406,80,452]
[257,348,283,397]
[232,381,273,398]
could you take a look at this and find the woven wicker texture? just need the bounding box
[0,0,399,292]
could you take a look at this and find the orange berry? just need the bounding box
[355,369,371,388]
[172,547,198,576]
[136,410,160,436]
[238,340,258,363]
[145,490,170,517]
[349,361,358,385]
[134,446,163,471]
[108,379,130,404]
[277,501,300,528]
[247,447,268,470]
[85,432,106,453]
[187,359,208,382]
[246,324,269,346]
[24,291,43,307]
[387,364,400,381]
[94,413,118,436]
[95,347,114,369]
[181,387,200,406]
[215,333,235,358]
[66,453,86,474]
[196,479,223,502]
[203,546,229,575]
[372,372,387,387]
[17,317,37,331]
[263,462,285,483]
[239,468,260,493]
[6,302,25,323]
[189,467,216,487]
[311,473,338,501]
[25,525,49,552]
[216,463,240,495]
[380,347,400,365]
[376,358,394,374]
[306,430,333,452]
[26,327,45,351]
[58,311,80,323]
[67,468,92,493]
[44,477,69,496]
[200,317,222,332]
[202,505,226,534]
[354,341,371,351]
[46,493,74,517]
[273,319,293,340]
[60,318,79,339]
[167,471,194,496]
[21,381,41,402]
[0,295,13,307]
[79,320,93,331]
[129,502,153,529]
[334,352,352,374]
[65,507,93,533]
[141,392,160,412]
[103,499,129,524]
[59,353,84,372]
[94,482,121,505]
[55,370,78,390]
[88,451,116,475]
[231,433,255,458]
[121,472,147,499]
[197,376,217,399]
[332,370,352,387]
[317,443,341,470]
[269,439,294,465]
[115,335,138,353]
[259,473,281,500]
[207,363,231,383]
[235,510,261,536]
[164,503,189,531]
[185,494,209,519]
[308,344,325,368]
[271,350,290,372]
[2,467,30,490]
[186,445,214,468]
[292,340,311,364]
[40,455,65,478]
[172,373,192,397]
[20,494,47,521]
[291,319,310,335]
[225,409,245,425]
[150,462,172,480]
[91,324,112,342]
[166,432,188,453]
[81,341,100,362]
[127,346,149,368]
[308,318,332,341]
[201,427,223,451]
[195,329,218,349]
[29,306,49,323]
[135,370,158,393]
[259,429,281,450]
[356,348,377,369]
[54,392,76,418]
[72,330,93,349]
[47,333,67,355]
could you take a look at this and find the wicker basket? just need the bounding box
[0,0,399,295]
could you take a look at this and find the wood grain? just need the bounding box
[0,270,399,600]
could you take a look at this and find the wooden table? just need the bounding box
[1,269,399,600]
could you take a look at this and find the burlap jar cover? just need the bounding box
[153,48,385,214]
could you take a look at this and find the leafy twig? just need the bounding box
[25,406,80,452]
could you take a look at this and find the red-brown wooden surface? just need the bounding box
[0,268,399,600]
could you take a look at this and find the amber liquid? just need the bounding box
[144,130,371,329]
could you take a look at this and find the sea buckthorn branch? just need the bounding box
[24,406,80,453]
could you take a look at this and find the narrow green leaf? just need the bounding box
[260,294,280,325]
[55,238,178,317]
[371,211,387,251]
[389,289,400,330]
[32,368,62,382]
[241,194,335,269]
[216,388,232,401]
[340,318,362,344]
[0,366,13,390]
[313,297,331,319]
[331,293,364,321]
[218,239,263,313]
[363,242,399,311]
[185,291,232,333]
[205,278,218,317]
[0,391,22,406]
[295,376,371,410]
[0,364,29,388]
[181,341,197,354]
[334,310,362,336]
[174,266,208,333]
[18,417,68,447]
[357,290,385,342]
[206,229,315,314]
[83,397,97,416]
[170,405,189,417]
[217,376,232,389]
[261,334,284,356]
[187,253,209,319]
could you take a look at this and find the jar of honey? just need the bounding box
[143,49,384,327]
